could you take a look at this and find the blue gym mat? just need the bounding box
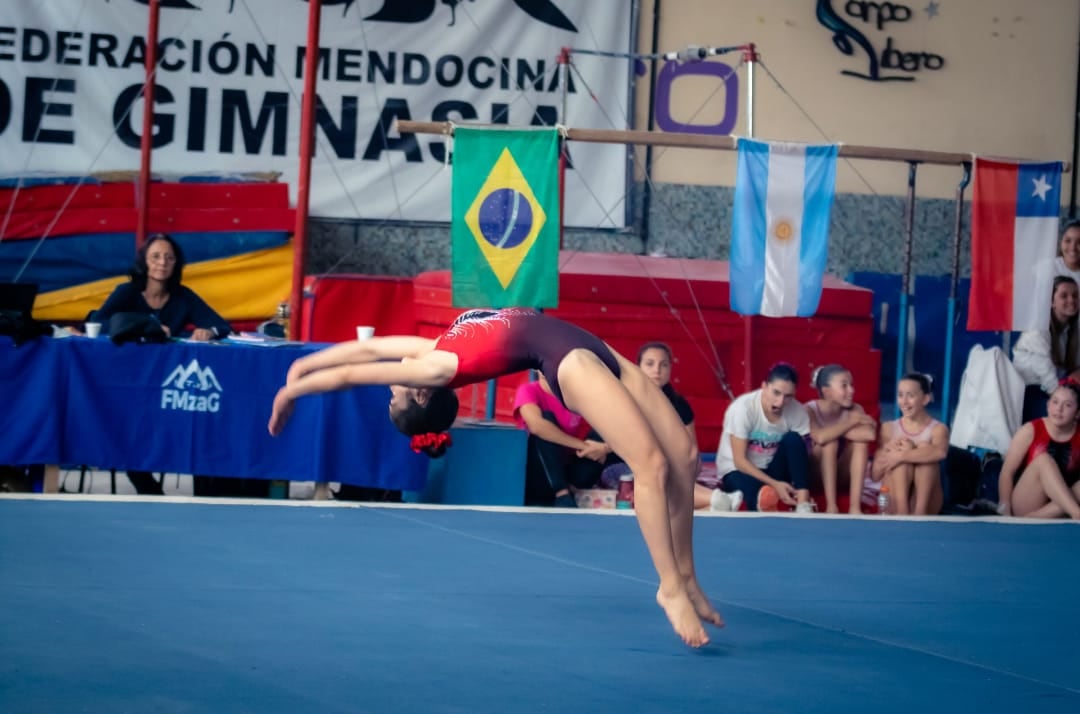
[1,498,1077,713]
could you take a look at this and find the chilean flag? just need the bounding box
[967,158,1063,331]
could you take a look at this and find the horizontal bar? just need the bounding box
[395,120,1072,172]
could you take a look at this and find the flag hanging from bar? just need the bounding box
[451,127,560,308]
[967,158,1063,331]
[730,139,838,317]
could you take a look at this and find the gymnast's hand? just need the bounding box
[286,359,308,385]
[268,387,295,436]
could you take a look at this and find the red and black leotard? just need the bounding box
[434,308,621,405]
[1022,418,1080,488]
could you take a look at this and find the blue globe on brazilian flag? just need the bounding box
[451,127,560,308]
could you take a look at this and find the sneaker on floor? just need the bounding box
[709,489,744,512]
[756,485,780,512]
[795,500,817,514]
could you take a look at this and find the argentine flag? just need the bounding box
[730,139,838,317]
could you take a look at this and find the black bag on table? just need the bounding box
[108,312,169,344]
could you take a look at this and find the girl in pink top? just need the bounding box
[513,374,611,506]
[806,364,877,514]
[872,373,950,515]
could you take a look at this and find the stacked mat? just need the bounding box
[0,174,294,324]
[413,251,881,449]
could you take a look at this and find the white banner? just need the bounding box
[0,0,633,228]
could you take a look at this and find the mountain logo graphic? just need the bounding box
[161,360,222,392]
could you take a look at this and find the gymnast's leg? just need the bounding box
[558,349,709,647]
[606,350,722,628]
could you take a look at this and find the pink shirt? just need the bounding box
[512,381,591,439]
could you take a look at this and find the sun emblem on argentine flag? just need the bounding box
[773,220,794,241]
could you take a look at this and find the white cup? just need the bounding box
[85,322,102,338]
[356,325,375,341]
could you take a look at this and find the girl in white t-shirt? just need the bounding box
[716,364,813,512]
[1014,275,1080,421]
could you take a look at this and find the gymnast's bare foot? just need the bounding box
[685,576,725,628]
[656,586,709,648]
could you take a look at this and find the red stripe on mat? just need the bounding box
[1,207,296,239]
[0,182,288,215]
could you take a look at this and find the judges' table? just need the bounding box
[1,336,428,490]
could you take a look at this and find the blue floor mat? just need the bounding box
[1,499,1077,713]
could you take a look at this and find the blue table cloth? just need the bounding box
[1,336,428,489]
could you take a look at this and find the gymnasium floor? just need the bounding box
[1,497,1077,713]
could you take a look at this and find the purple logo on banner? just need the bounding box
[653,61,739,135]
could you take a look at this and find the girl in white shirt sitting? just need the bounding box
[1013,275,1080,421]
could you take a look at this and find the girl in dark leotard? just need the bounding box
[997,379,1080,519]
[269,308,718,648]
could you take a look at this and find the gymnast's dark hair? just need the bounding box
[765,362,799,386]
[900,372,934,396]
[811,364,849,395]
[130,232,185,293]
[390,387,460,458]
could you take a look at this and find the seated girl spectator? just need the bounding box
[996,379,1080,520]
[806,364,876,514]
[872,373,949,515]
[634,342,740,511]
[716,363,812,513]
[513,373,608,507]
[1013,275,1080,422]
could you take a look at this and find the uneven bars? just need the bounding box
[395,120,1072,171]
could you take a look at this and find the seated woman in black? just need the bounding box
[95,233,232,496]
[94,233,232,341]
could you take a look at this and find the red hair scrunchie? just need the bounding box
[1060,376,1080,388]
[410,432,453,453]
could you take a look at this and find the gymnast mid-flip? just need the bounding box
[269,308,719,647]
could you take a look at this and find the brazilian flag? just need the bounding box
[451,127,560,308]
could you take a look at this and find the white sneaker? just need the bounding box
[795,501,817,514]
[710,489,744,512]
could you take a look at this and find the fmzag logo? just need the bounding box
[160,359,222,413]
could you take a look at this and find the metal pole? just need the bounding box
[640,0,662,252]
[743,43,758,138]
[290,0,322,340]
[941,162,972,428]
[742,315,754,393]
[135,0,161,250]
[895,162,918,416]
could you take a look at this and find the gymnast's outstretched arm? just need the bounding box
[286,336,437,384]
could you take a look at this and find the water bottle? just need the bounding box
[877,485,891,515]
[615,474,634,509]
[274,301,290,338]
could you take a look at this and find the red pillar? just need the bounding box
[135,0,161,249]
[290,0,323,340]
